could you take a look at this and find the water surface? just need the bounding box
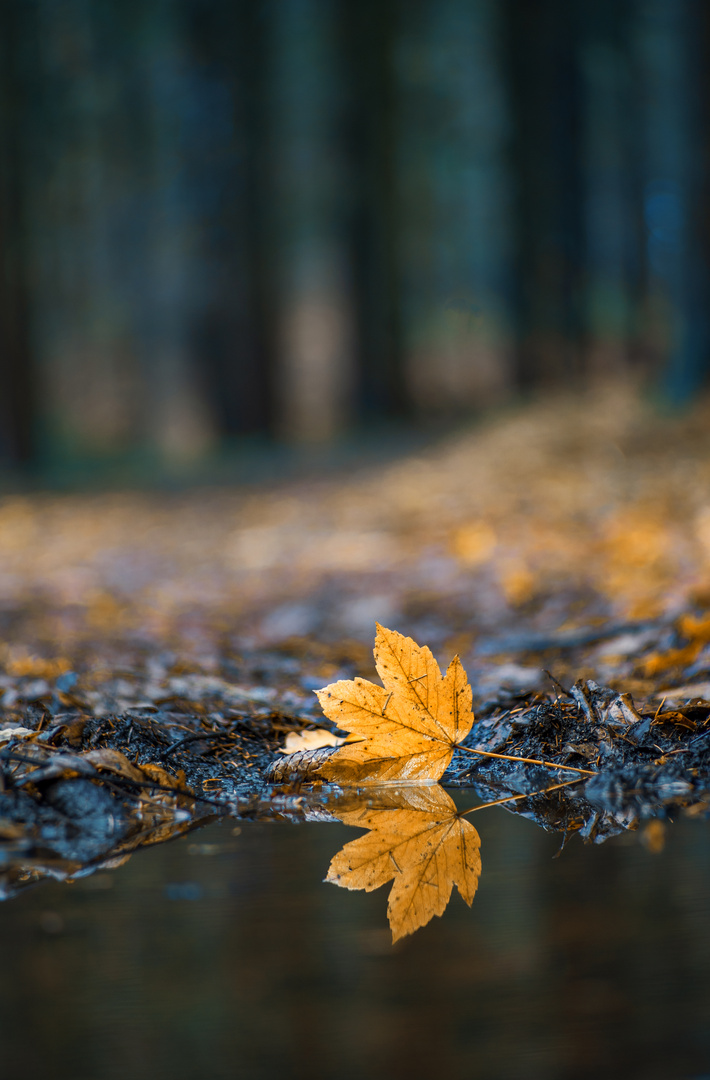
[1,808,709,1080]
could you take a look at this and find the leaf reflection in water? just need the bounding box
[326,784,481,942]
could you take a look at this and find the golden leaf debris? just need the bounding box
[326,784,481,941]
[316,624,474,783]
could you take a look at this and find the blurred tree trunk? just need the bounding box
[27,0,148,462]
[398,0,512,415]
[138,0,216,461]
[504,0,585,391]
[582,0,644,378]
[0,3,33,465]
[341,0,407,421]
[634,0,710,402]
[268,0,355,442]
[183,0,274,439]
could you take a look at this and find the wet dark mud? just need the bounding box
[2,608,710,897]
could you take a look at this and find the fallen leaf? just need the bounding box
[654,682,710,701]
[640,611,710,677]
[82,749,148,784]
[641,643,702,677]
[138,762,189,790]
[0,727,36,745]
[5,654,71,679]
[316,624,473,782]
[278,728,347,754]
[326,784,481,941]
[15,748,187,796]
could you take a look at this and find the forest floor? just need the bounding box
[3,379,710,894]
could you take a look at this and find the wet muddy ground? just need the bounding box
[2,610,710,898]
[2,385,710,888]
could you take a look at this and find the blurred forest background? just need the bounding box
[1,0,709,477]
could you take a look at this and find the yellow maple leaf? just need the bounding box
[326,784,481,941]
[316,624,473,782]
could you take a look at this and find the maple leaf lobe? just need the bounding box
[316,625,474,783]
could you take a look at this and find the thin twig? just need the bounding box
[544,670,571,698]
[458,744,595,776]
[460,776,585,816]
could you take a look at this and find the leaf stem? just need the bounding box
[459,745,595,776]
[460,776,584,816]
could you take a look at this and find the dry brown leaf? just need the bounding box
[138,762,188,790]
[316,624,473,782]
[641,612,710,677]
[326,784,481,941]
[82,749,147,784]
[0,727,36,745]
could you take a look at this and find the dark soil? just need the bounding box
[2,607,710,898]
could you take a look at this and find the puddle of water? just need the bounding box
[1,809,709,1080]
